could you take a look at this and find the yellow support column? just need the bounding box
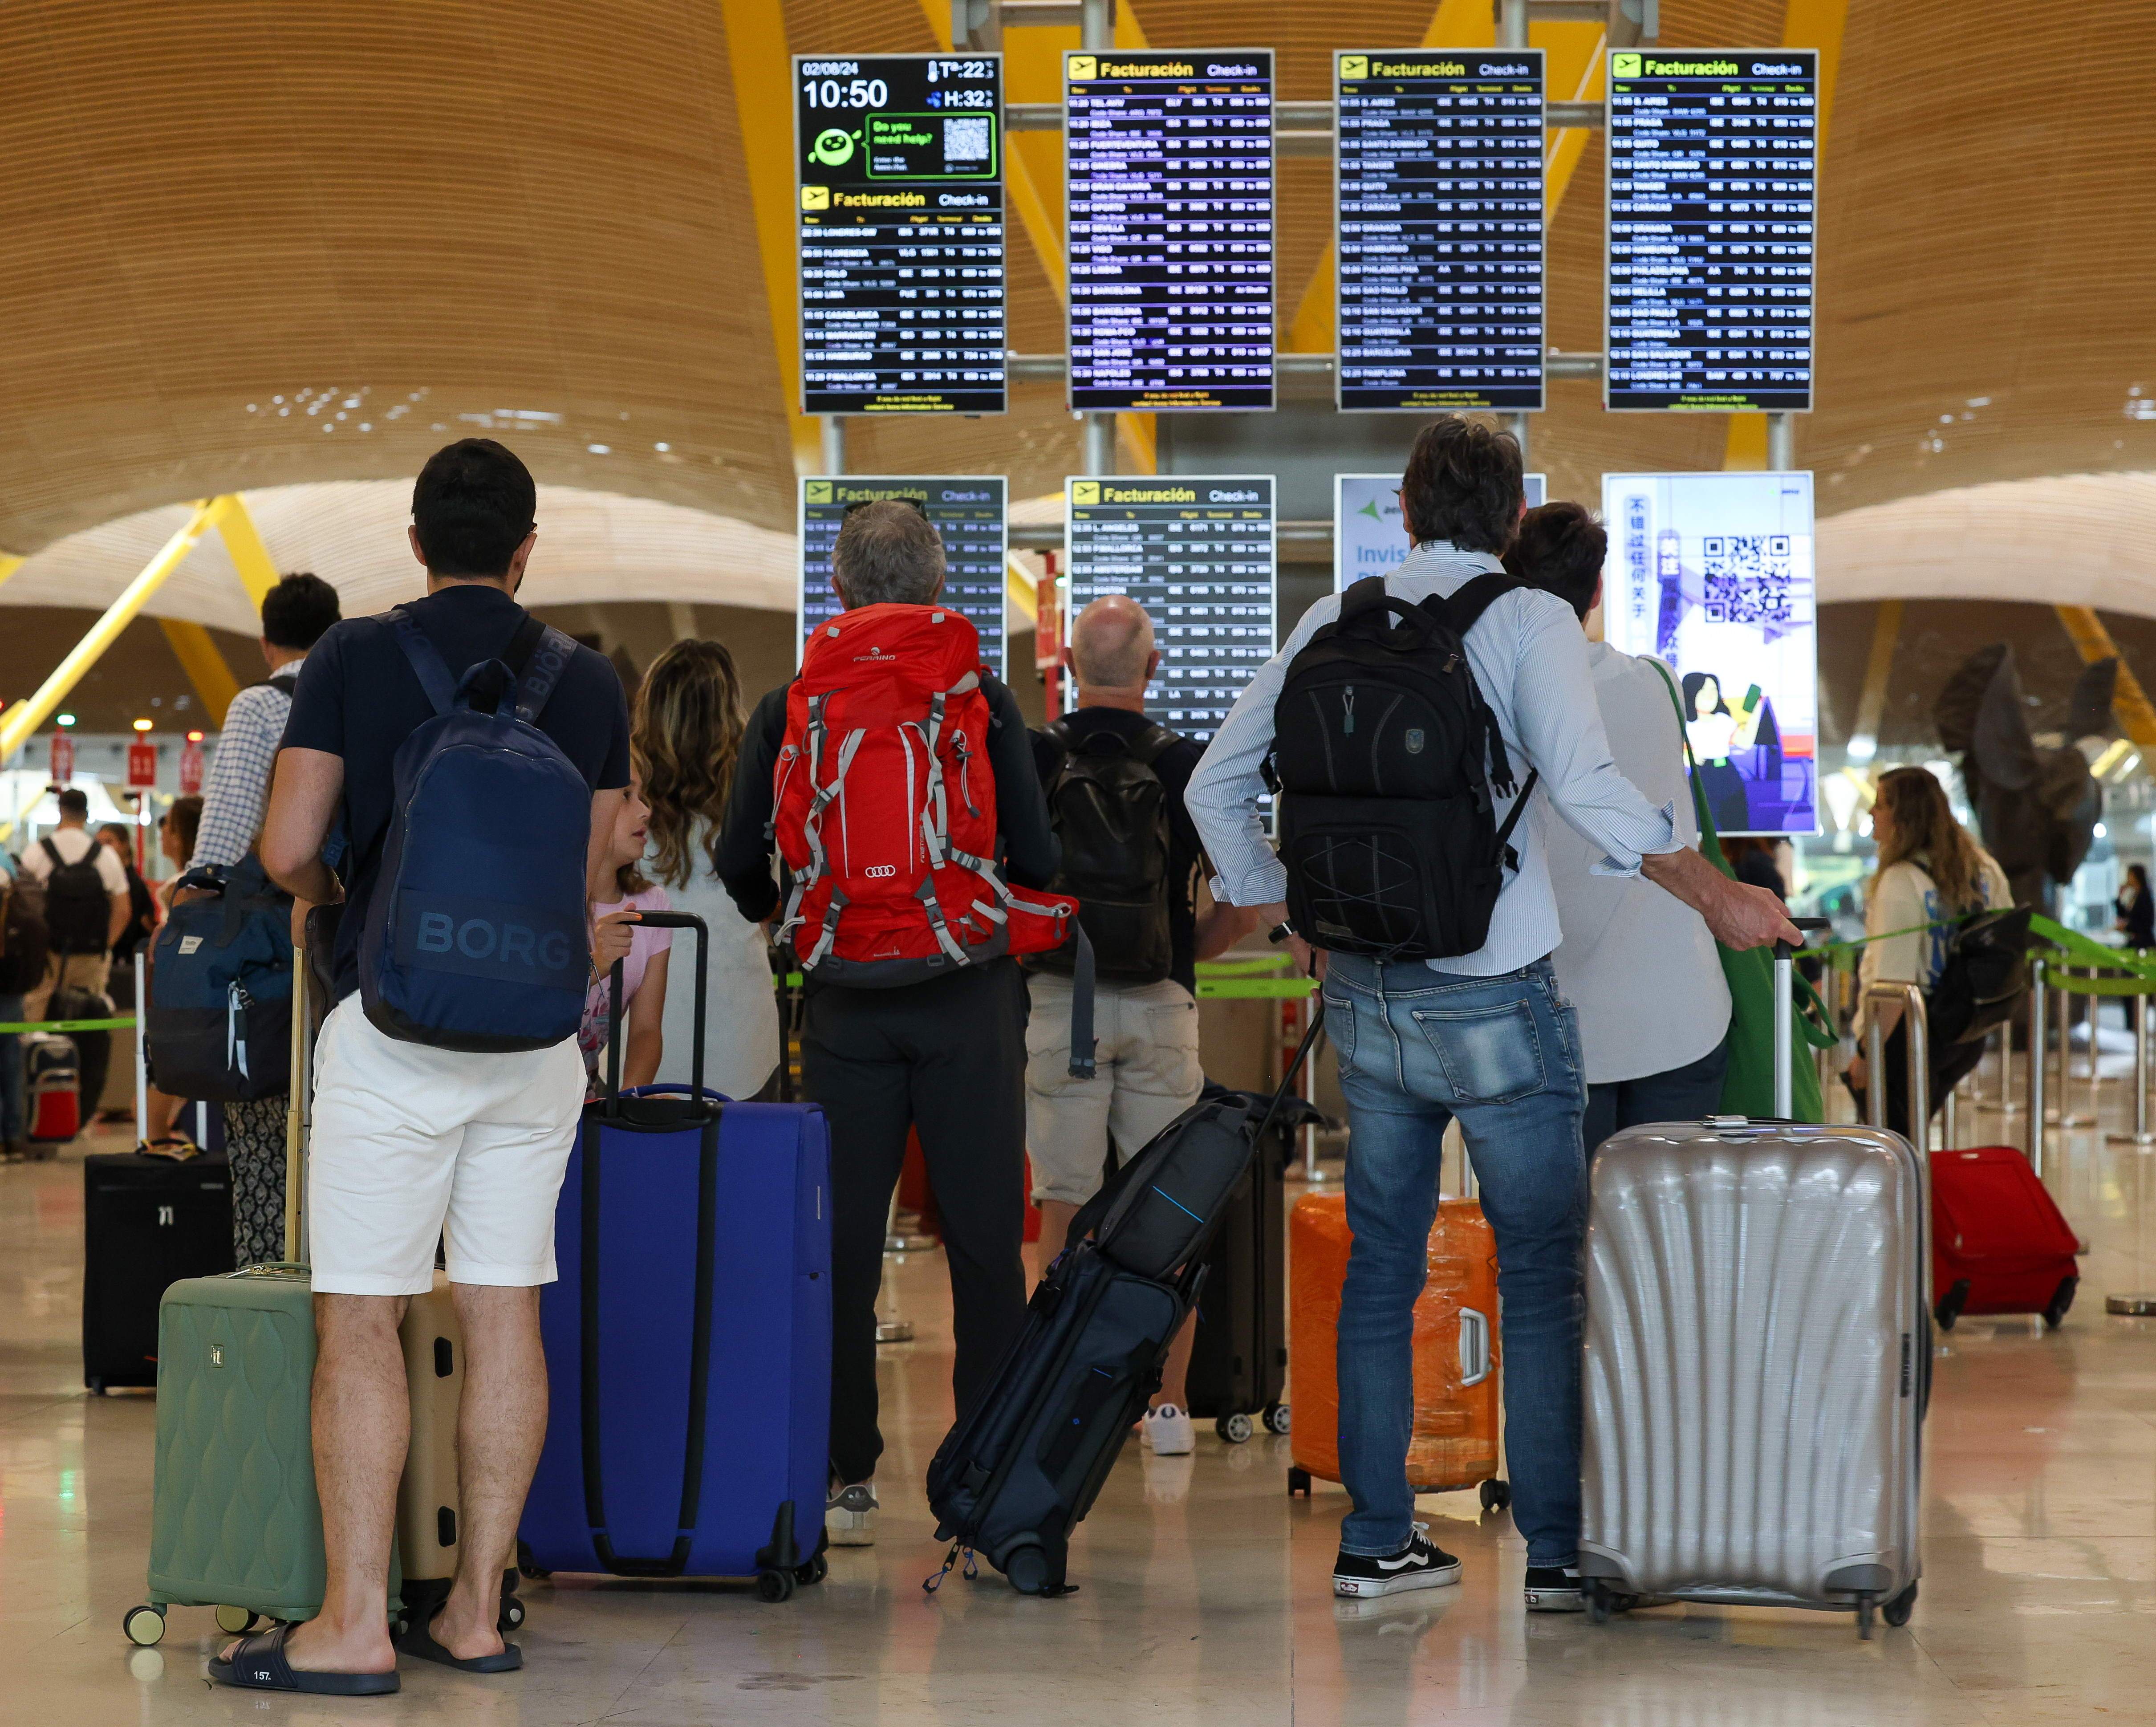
[0,501,222,760]
[2055,605,2156,750]
[212,492,280,607]
[158,619,244,728]
[718,0,821,473]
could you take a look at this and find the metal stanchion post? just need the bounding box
[1865,981,1932,1313]
[2029,959,2048,1178]
[1996,1021,2023,1117]
[1941,1074,1958,1152]
[2051,975,2092,1126]
[2108,984,2156,1148]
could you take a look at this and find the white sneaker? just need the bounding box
[1141,1402,1195,1455]
[826,1479,877,1546]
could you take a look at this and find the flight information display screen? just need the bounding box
[798,477,1009,675]
[1065,477,1275,742]
[795,55,1006,415]
[1336,51,1545,412]
[1333,471,1545,589]
[1066,50,1275,412]
[1605,49,1818,411]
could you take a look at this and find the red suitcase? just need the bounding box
[1931,1144,2079,1330]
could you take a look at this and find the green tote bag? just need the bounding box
[1652,662,1835,1120]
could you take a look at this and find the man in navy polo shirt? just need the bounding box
[230,440,631,1692]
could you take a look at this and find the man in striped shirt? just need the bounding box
[188,571,341,1265]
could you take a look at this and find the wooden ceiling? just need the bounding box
[1,0,2151,561]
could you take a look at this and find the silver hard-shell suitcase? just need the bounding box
[1577,925,1928,1638]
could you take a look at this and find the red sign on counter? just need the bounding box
[127,739,158,789]
[179,737,204,796]
[49,732,73,785]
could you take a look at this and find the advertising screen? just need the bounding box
[1336,50,1545,412]
[1605,49,1818,412]
[1066,476,1276,743]
[795,54,1007,415]
[799,476,1008,675]
[1333,471,1545,589]
[1066,50,1275,412]
[1601,470,1817,835]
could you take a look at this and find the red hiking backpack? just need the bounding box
[774,604,1081,989]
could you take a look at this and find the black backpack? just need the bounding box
[0,870,49,993]
[1269,573,1535,960]
[1927,904,2033,1048]
[1034,719,1179,983]
[40,837,111,955]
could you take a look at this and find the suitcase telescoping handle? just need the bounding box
[1772,917,1832,1118]
[1250,1000,1327,1149]
[601,910,710,1116]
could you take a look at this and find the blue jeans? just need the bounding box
[1324,955,1587,1567]
[0,993,22,1144]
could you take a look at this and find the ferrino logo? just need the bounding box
[853,644,894,662]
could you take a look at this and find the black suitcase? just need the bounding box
[82,1152,233,1392]
[1182,1084,1318,1442]
[50,986,116,1122]
[926,1020,1322,1596]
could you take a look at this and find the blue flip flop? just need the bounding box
[207,1624,400,1695]
[396,1609,524,1673]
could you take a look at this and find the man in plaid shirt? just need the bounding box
[188,571,341,1264]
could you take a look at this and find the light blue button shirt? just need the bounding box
[1184,540,1682,978]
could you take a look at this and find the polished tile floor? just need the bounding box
[4,1076,2155,1724]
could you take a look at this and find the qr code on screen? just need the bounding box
[944,116,991,161]
[1701,534,1793,626]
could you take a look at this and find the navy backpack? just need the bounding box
[358,609,592,1051]
[145,854,293,1101]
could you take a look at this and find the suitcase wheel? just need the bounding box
[2044,1276,2078,1330]
[499,1596,526,1631]
[1882,1581,1917,1628]
[1287,1466,1312,1497]
[517,1539,552,1583]
[756,1569,796,1604]
[1263,1402,1291,1437]
[1004,1545,1050,1596]
[1585,1581,1614,1625]
[1216,1412,1255,1444]
[214,1604,260,1636]
[1935,1279,1972,1333]
[795,1552,829,1587]
[123,1605,166,1647]
[1478,1479,1511,1515]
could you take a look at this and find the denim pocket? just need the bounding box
[1408,1000,1547,1105]
[1320,987,1357,1069]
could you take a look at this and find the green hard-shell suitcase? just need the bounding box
[124,922,401,1647]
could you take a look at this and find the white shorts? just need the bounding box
[1026,974,1203,1208]
[307,997,586,1297]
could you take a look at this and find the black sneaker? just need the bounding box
[1332,1523,1462,1598]
[1524,1564,1584,1611]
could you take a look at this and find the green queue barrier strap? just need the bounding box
[0,1016,137,1034]
[1196,977,1316,1000]
[1193,955,1298,978]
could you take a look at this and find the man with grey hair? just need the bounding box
[715,498,1059,1547]
[1025,595,1255,1456]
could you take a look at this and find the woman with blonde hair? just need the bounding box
[633,638,780,1098]
[1846,764,2011,1126]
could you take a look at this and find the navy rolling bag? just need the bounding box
[519,912,833,1600]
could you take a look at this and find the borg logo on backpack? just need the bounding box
[1269,573,1537,961]
[358,609,593,1052]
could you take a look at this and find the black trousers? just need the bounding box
[803,958,1031,1486]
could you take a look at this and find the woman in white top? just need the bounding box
[633,640,782,1100]
[1846,765,2012,1125]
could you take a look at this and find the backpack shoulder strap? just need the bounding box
[391,607,459,717]
[1125,720,1180,767]
[39,837,61,869]
[512,622,581,724]
[1447,571,1524,635]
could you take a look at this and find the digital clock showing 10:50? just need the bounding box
[795,55,1008,416]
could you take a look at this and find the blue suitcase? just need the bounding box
[519,913,832,1600]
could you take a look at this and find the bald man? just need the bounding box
[1026,595,1257,1456]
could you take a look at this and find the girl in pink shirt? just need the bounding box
[581,777,673,1097]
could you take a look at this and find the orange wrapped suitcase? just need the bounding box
[1285,1192,1507,1510]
